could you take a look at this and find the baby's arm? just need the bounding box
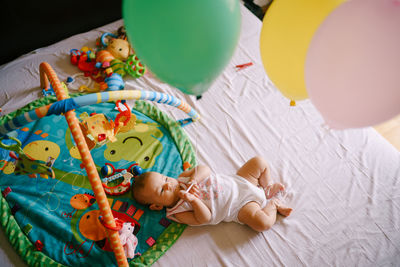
[173,191,211,225]
[179,165,210,183]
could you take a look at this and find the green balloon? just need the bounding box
[123,0,241,96]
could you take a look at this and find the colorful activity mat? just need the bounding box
[0,85,196,265]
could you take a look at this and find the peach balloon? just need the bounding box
[305,0,400,129]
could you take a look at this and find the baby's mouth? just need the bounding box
[175,183,186,193]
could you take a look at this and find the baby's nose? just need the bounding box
[163,183,171,191]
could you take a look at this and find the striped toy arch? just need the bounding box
[0,62,198,266]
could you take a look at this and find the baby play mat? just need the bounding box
[0,65,196,266]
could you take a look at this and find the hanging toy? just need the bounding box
[77,101,135,152]
[114,100,135,134]
[78,112,117,150]
[118,222,139,259]
[100,163,138,196]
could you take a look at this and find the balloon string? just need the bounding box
[277,103,292,156]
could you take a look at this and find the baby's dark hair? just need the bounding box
[131,172,151,205]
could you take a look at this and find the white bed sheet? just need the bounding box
[1,4,399,267]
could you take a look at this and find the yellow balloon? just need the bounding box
[260,0,345,102]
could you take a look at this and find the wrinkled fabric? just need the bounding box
[0,3,399,267]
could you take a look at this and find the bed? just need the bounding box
[1,4,399,267]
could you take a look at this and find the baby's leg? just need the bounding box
[236,156,284,198]
[238,200,292,232]
[236,156,272,188]
[237,201,277,232]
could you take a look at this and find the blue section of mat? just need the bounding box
[0,102,183,266]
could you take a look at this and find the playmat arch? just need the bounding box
[0,62,199,266]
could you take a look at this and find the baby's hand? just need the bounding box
[188,183,201,198]
[179,190,197,203]
[178,176,191,184]
[188,176,197,184]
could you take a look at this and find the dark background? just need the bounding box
[0,0,266,66]
[0,0,123,65]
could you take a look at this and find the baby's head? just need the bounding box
[132,172,180,211]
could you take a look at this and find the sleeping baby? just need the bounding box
[131,156,292,232]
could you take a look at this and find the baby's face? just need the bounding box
[143,172,180,208]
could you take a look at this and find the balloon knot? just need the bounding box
[290,100,296,106]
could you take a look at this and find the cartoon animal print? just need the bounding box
[79,210,109,249]
[71,193,96,210]
[12,152,55,179]
[0,159,15,174]
[19,135,60,178]
[104,121,163,169]
[78,209,140,251]
[14,128,60,165]
[62,193,96,219]
[23,140,60,167]
[0,128,60,178]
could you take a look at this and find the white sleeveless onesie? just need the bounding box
[166,174,267,225]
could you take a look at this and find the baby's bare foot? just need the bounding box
[272,198,292,217]
[277,206,292,217]
[264,183,285,199]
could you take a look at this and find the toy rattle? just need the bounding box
[100,163,143,196]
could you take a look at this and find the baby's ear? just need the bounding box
[149,203,163,211]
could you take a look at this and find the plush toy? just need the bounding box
[118,222,139,259]
[68,28,146,93]
[104,73,124,91]
[100,32,131,61]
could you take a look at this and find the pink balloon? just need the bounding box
[305,0,400,129]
